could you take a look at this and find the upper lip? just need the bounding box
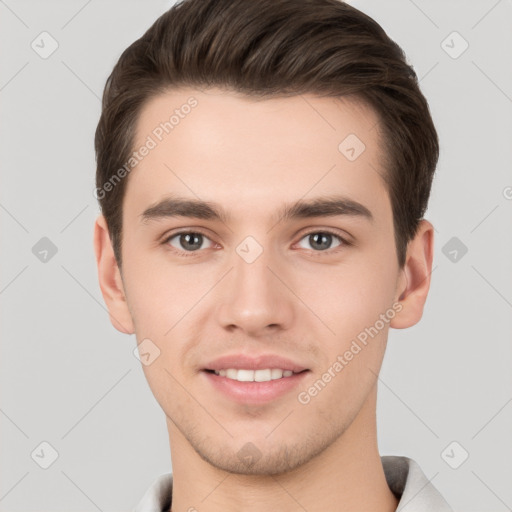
[203,354,309,373]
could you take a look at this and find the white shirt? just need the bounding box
[133,455,454,512]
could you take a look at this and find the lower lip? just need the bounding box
[202,370,310,404]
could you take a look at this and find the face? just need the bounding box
[108,87,408,475]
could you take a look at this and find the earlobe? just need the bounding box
[93,214,135,335]
[390,219,434,330]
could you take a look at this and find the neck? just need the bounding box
[167,385,398,512]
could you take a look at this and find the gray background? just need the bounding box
[1,0,511,510]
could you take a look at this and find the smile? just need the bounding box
[211,368,300,382]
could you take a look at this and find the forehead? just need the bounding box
[124,87,391,229]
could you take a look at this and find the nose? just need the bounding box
[216,244,295,337]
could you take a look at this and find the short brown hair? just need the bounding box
[95,0,439,270]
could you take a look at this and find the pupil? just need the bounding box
[310,233,331,250]
[181,233,202,251]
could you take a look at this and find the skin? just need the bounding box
[94,87,434,512]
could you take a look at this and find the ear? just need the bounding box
[93,214,135,335]
[390,219,434,329]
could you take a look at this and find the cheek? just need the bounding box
[304,260,396,340]
[295,271,392,418]
[122,250,203,334]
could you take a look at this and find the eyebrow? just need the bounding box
[139,194,374,225]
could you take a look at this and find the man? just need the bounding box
[93,0,453,510]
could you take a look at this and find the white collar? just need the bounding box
[133,455,453,512]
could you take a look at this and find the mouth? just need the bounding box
[203,368,308,382]
[201,353,311,404]
[201,367,310,404]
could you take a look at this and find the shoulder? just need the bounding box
[381,455,454,511]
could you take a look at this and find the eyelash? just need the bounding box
[160,228,352,257]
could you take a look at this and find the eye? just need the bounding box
[164,231,214,252]
[296,230,348,252]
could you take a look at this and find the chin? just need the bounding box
[192,435,333,476]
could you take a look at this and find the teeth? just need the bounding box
[271,368,283,379]
[213,368,297,382]
[254,369,271,382]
